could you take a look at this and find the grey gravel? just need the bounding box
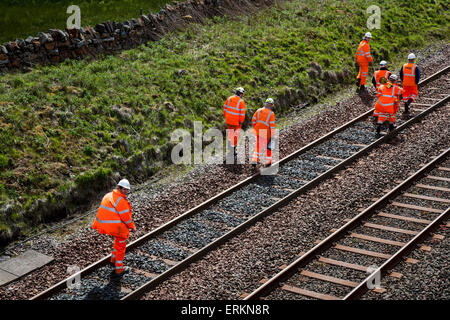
[140,239,191,261]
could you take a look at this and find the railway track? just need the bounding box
[31,65,449,300]
[244,147,449,300]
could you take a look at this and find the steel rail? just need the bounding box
[121,99,450,299]
[244,147,449,300]
[30,65,449,300]
[343,206,449,300]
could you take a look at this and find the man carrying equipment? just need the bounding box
[372,60,391,89]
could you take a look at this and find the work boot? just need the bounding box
[375,124,382,139]
[388,123,395,132]
[113,266,130,277]
[403,98,412,114]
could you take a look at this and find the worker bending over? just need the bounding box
[251,98,276,168]
[92,179,135,277]
[223,87,246,162]
[355,32,373,93]
[374,74,404,138]
[372,60,391,89]
[399,53,421,114]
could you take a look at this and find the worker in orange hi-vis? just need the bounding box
[355,32,374,93]
[371,60,391,122]
[374,74,404,138]
[399,53,421,115]
[251,98,276,168]
[223,87,246,163]
[92,179,135,277]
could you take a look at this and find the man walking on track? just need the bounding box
[355,32,374,93]
[92,179,135,277]
[223,87,246,163]
[251,98,276,168]
[399,53,421,115]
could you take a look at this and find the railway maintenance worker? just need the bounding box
[355,32,373,93]
[399,53,421,115]
[92,179,135,277]
[223,87,246,162]
[372,60,391,122]
[374,74,404,138]
[372,60,391,89]
[251,98,276,168]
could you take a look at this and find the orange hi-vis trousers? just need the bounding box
[357,64,369,85]
[111,236,127,273]
[252,136,272,165]
[226,124,241,148]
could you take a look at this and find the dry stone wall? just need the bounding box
[0,0,274,73]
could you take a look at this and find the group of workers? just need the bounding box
[91,32,423,277]
[355,32,421,136]
[222,87,276,167]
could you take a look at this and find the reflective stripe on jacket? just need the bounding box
[401,63,418,87]
[252,107,275,138]
[92,189,135,238]
[373,69,391,88]
[355,40,373,64]
[374,83,403,115]
[223,95,246,126]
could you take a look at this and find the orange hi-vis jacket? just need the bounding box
[402,63,418,87]
[252,107,276,139]
[374,82,403,115]
[223,95,246,126]
[355,40,373,65]
[374,69,391,88]
[92,189,135,239]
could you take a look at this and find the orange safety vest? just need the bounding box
[92,189,135,239]
[223,95,246,126]
[402,63,417,87]
[374,69,391,88]
[355,40,373,65]
[252,107,275,139]
[374,83,403,115]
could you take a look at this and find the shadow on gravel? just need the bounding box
[84,277,123,300]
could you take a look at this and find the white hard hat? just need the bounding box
[118,179,131,190]
[365,32,372,38]
[408,53,416,60]
[236,87,245,94]
[265,98,274,105]
[389,74,398,81]
[379,60,387,67]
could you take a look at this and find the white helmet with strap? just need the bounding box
[265,98,274,105]
[364,32,372,39]
[118,179,131,190]
[379,60,387,67]
[408,53,416,60]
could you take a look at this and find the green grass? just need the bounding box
[0,0,174,43]
[0,0,448,243]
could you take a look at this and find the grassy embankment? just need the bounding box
[0,0,448,243]
[0,0,173,44]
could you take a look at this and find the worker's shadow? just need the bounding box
[222,162,245,174]
[358,89,375,107]
[83,276,124,300]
